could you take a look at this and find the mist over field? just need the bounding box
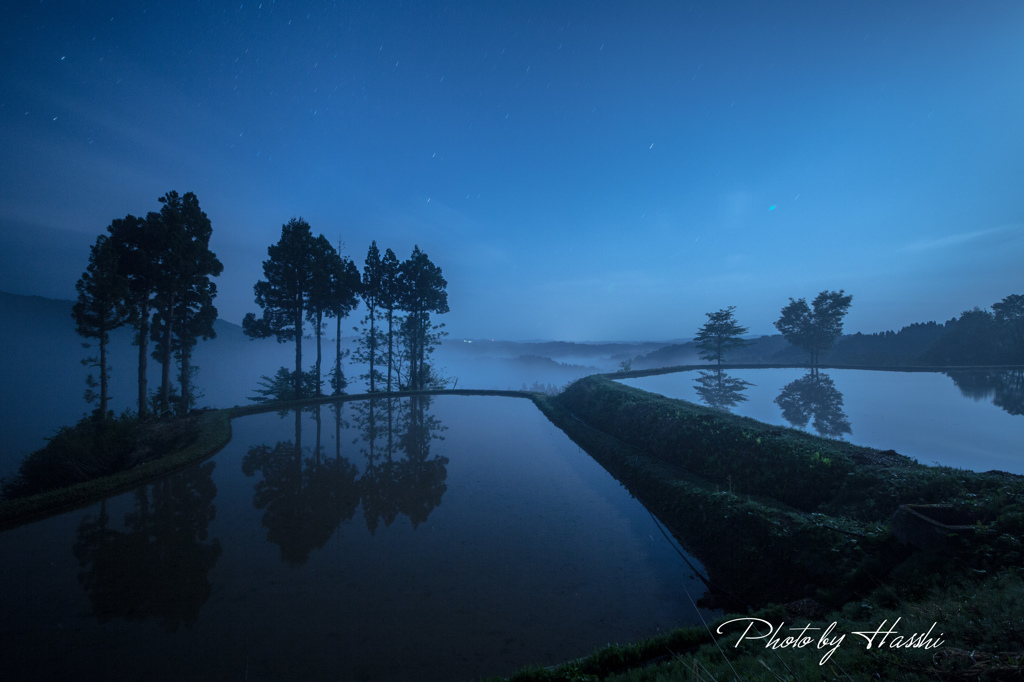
[0,291,660,478]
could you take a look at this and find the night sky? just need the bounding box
[2,1,1023,341]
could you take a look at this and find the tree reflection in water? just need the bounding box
[774,369,852,438]
[946,369,1024,416]
[242,395,448,562]
[72,461,221,631]
[352,395,449,534]
[693,369,753,412]
[242,406,360,565]
[395,394,449,528]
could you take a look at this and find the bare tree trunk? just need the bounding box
[294,299,303,399]
[137,305,150,418]
[334,315,342,395]
[386,308,394,392]
[179,346,192,413]
[99,334,109,417]
[160,293,175,416]
[315,311,322,396]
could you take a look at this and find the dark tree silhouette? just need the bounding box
[167,274,219,413]
[993,294,1024,363]
[148,191,223,416]
[922,307,1003,366]
[107,213,162,418]
[379,248,402,392]
[244,218,318,399]
[694,306,748,365]
[775,290,853,365]
[73,234,131,417]
[249,366,321,408]
[324,242,361,395]
[398,246,449,390]
[306,235,339,396]
[774,370,851,438]
[354,242,385,392]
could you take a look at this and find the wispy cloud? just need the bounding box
[901,224,1024,252]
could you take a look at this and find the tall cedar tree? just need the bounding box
[307,236,359,396]
[107,212,162,418]
[327,245,361,395]
[306,235,337,396]
[694,306,749,365]
[775,290,853,365]
[398,246,448,390]
[166,274,219,412]
[379,248,401,392]
[73,234,132,417]
[355,242,385,392]
[148,191,223,415]
[244,218,318,400]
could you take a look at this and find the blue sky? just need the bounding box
[2,1,1022,340]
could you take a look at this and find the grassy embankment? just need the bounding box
[493,374,1024,681]
[0,388,531,531]
[614,362,1024,379]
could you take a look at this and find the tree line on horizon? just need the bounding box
[72,192,450,424]
[678,290,1024,369]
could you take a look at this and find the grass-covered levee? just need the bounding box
[514,375,1024,681]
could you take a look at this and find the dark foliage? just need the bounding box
[775,290,853,365]
[1,413,199,500]
[694,306,749,365]
[72,234,131,416]
[244,217,318,399]
[73,462,221,631]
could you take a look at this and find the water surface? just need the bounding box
[619,368,1024,474]
[0,395,713,681]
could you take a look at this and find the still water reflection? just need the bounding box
[0,395,712,681]
[774,370,852,438]
[74,462,222,632]
[693,369,753,411]
[946,369,1024,416]
[620,368,1024,474]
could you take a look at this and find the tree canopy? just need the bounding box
[774,290,853,365]
[353,242,386,392]
[148,191,223,414]
[398,245,449,390]
[993,294,1024,363]
[694,306,748,365]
